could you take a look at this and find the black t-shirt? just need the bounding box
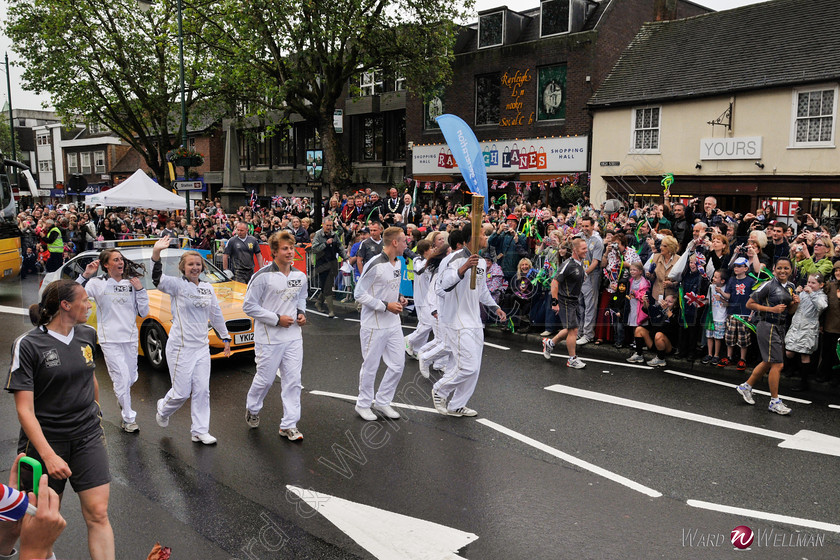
[6,325,102,441]
[553,258,584,301]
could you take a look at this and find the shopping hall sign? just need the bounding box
[412,136,587,175]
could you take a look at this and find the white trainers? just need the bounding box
[279,427,304,441]
[736,383,755,405]
[576,336,591,345]
[542,338,554,360]
[447,407,478,417]
[373,404,401,419]
[419,356,430,379]
[355,405,377,422]
[155,399,168,428]
[768,398,791,415]
[646,356,667,367]
[120,421,139,433]
[566,356,585,369]
[404,335,417,359]
[191,433,217,445]
[626,353,645,363]
[245,410,260,428]
[539,330,552,337]
[432,389,448,415]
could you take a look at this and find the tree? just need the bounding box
[0,119,20,161]
[4,0,220,184]
[196,0,471,192]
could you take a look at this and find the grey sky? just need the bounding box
[0,0,767,112]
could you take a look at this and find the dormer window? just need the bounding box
[541,0,570,37]
[478,11,504,48]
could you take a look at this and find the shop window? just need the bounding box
[362,116,384,161]
[475,74,500,126]
[541,0,570,37]
[479,11,504,48]
[792,86,836,147]
[631,107,661,153]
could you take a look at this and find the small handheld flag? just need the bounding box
[0,484,36,521]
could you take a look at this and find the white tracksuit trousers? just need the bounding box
[406,306,434,350]
[433,328,483,411]
[246,340,303,429]
[159,344,212,436]
[100,342,139,424]
[357,326,405,408]
[418,321,450,369]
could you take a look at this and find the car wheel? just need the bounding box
[142,322,168,371]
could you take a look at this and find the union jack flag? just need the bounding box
[684,291,706,307]
[249,190,258,210]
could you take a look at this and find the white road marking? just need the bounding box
[483,341,509,350]
[829,404,840,410]
[286,485,478,559]
[477,419,662,498]
[664,369,812,404]
[0,305,28,316]
[309,390,438,414]
[521,349,653,370]
[687,499,840,533]
[307,309,331,318]
[545,384,840,457]
[344,317,361,323]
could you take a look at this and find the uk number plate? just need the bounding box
[234,332,254,345]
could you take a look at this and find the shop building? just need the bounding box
[588,0,840,227]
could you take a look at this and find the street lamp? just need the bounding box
[3,53,19,193]
[137,0,190,221]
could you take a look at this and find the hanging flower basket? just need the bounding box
[166,147,204,168]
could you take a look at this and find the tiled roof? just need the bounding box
[589,0,840,107]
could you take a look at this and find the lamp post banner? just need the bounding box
[435,114,489,212]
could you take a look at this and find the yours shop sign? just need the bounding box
[413,136,587,174]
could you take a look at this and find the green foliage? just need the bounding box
[4,0,221,183]
[0,119,19,159]
[559,185,584,206]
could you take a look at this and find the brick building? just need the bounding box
[406,0,708,205]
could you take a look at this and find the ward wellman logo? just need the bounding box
[81,344,95,366]
[731,526,754,549]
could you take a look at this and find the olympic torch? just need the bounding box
[469,194,484,290]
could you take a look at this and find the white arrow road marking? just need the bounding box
[521,349,653,370]
[545,384,840,457]
[286,485,478,559]
[0,305,28,316]
[687,499,840,533]
[309,390,438,414]
[664,369,812,404]
[477,419,662,498]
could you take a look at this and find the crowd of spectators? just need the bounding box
[16,188,840,387]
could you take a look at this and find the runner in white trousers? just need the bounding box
[151,236,230,445]
[243,231,308,441]
[353,226,408,421]
[78,249,149,433]
[432,225,506,417]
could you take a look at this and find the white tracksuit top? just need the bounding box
[242,262,307,344]
[435,248,500,330]
[77,275,150,343]
[412,257,431,311]
[354,252,402,330]
[156,273,230,348]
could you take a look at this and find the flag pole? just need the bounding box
[469,194,484,290]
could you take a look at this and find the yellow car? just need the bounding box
[41,245,255,370]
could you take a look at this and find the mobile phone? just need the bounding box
[17,456,43,497]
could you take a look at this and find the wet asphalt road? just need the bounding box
[0,275,839,559]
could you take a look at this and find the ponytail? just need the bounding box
[31,279,82,327]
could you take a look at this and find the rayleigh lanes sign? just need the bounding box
[412,136,587,174]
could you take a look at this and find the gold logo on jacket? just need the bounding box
[81,344,95,366]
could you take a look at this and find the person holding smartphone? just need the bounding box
[6,280,115,559]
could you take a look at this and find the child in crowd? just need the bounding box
[625,262,651,362]
[608,275,630,348]
[785,273,827,391]
[719,257,755,370]
[678,254,709,361]
[703,269,727,365]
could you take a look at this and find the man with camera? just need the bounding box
[763,222,790,265]
[663,193,696,253]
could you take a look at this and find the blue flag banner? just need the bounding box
[435,114,489,212]
[397,256,413,297]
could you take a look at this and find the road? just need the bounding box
[0,276,838,559]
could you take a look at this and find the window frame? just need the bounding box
[540,0,571,38]
[789,84,837,148]
[475,73,501,127]
[80,152,92,175]
[359,69,383,97]
[629,106,662,155]
[361,115,384,162]
[36,134,50,146]
[38,160,52,173]
[94,150,106,174]
[478,11,505,49]
[67,153,79,175]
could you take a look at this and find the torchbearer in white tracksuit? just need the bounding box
[78,249,150,433]
[432,225,506,417]
[243,231,308,441]
[404,239,433,359]
[353,226,408,422]
[151,236,231,445]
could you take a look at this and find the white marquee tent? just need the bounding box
[86,169,186,211]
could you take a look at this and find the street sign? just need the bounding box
[173,180,204,191]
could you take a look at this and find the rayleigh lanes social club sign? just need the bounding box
[412,136,588,175]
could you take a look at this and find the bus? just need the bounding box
[0,155,23,281]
